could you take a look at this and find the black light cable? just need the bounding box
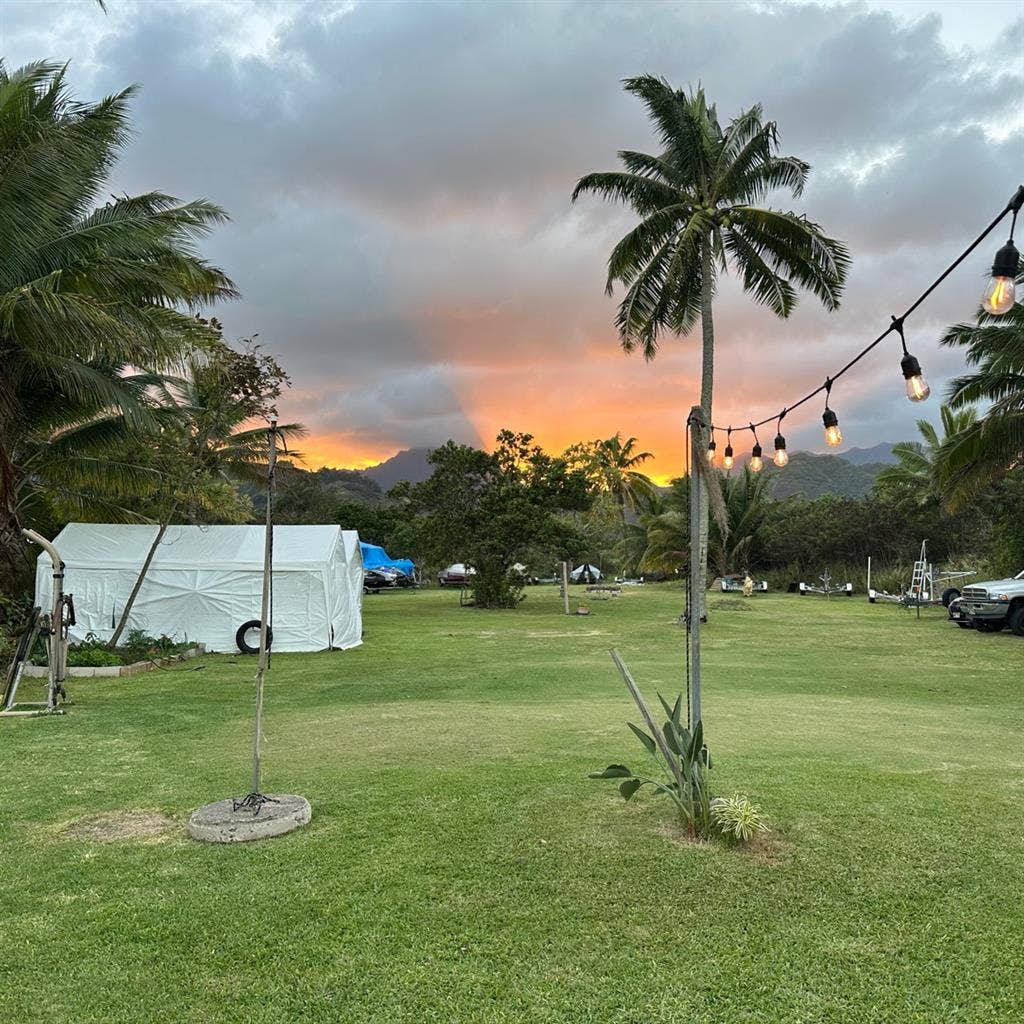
[705,185,1024,446]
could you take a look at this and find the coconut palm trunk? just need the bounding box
[697,240,715,615]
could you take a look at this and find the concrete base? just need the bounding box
[188,793,311,843]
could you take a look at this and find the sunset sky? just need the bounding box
[4,0,1022,481]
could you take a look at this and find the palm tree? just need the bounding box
[639,467,769,578]
[107,353,305,646]
[572,76,849,606]
[874,405,978,504]
[0,61,235,561]
[581,433,656,521]
[936,286,1024,510]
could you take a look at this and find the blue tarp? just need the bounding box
[360,542,416,577]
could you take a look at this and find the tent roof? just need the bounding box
[41,524,359,572]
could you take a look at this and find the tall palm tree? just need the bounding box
[572,76,849,606]
[584,433,656,521]
[874,404,978,504]
[936,285,1024,510]
[107,354,305,646]
[0,61,235,560]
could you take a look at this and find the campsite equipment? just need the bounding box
[34,523,363,653]
[3,530,72,717]
[798,571,853,598]
[867,541,975,609]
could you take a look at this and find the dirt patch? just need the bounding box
[655,821,793,864]
[57,810,178,843]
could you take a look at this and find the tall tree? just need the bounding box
[572,76,849,609]
[566,433,655,521]
[403,431,591,608]
[107,343,304,646]
[0,61,235,562]
[937,283,1024,510]
[874,404,978,504]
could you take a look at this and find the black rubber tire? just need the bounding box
[1008,605,1024,637]
[236,619,272,655]
[941,587,961,608]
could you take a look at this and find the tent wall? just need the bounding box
[35,524,363,654]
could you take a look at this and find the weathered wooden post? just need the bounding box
[561,560,570,615]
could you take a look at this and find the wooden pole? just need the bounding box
[688,406,702,729]
[561,560,570,615]
[251,421,276,795]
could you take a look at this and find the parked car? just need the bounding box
[438,563,475,587]
[956,570,1024,634]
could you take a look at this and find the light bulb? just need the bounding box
[723,444,734,470]
[983,276,1016,315]
[982,240,1019,315]
[823,409,842,447]
[773,433,788,467]
[749,442,763,473]
[706,440,716,464]
[901,352,930,402]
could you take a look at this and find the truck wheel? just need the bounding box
[941,588,961,607]
[1009,605,1024,637]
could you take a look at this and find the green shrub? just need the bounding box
[67,645,123,668]
[710,794,769,844]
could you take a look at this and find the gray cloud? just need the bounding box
[2,0,1022,469]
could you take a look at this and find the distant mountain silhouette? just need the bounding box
[763,451,888,499]
[361,447,434,490]
[837,442,896,466]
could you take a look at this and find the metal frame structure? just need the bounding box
[2,529,72,717]
[798,570,854,598]
[867,540,975,609]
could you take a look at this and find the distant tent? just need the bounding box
[570,563,603,583]
[359,542,416,579]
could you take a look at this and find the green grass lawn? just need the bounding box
[1,585,1021,1023]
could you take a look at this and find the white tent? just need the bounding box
[35,524,363,653]
[570,563,603,582]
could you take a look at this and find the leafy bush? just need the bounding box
[711,795,769,844]
[67,645,123,668]
[590,694,713,838]
[121,629,185,662]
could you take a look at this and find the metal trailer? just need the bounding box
[867,541,975,608]
[798,570,854,598]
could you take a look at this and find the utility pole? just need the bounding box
[251,419,276,796]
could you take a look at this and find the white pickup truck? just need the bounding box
[952,570,1024,635]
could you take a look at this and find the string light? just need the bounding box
[822,380,842,447]
[890,315,930,402]
[697,184,1023,455]
[707,431,717,464]
[983,237,1019,315]
[748,424,763,473]
[722,428,734,471]
[773,411,789,467]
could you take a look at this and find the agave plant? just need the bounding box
[590,693,713,838]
